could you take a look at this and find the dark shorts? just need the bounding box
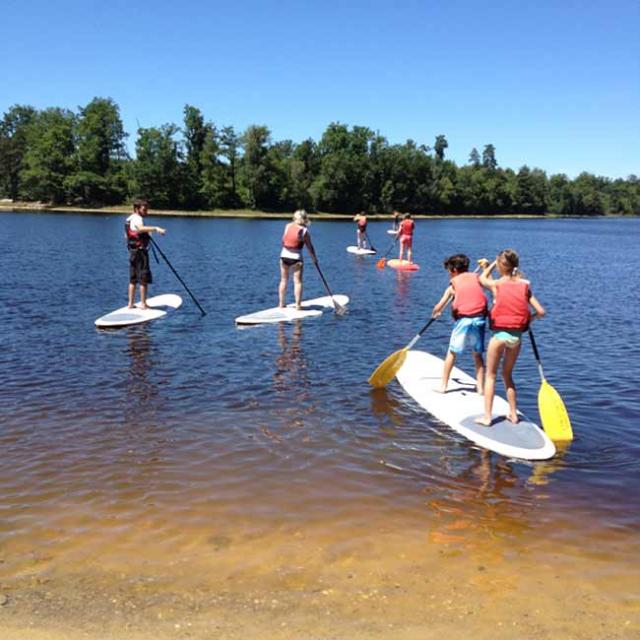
[281,257,302,267]
[129,249,153,285]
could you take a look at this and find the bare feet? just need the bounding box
[474,416,492,426]
[295,305,302,311]
[476,386,484,395]
[433,385,447,394]
[139,304,149,310]
[507,413,520,424]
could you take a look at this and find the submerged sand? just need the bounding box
[1,518,638,640]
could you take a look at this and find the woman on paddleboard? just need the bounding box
[125,199,166,309]
[396,213,415,263]
[353,211,368,249]
[279,210,318,310]
[476,249,545,426]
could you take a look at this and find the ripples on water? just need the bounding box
[1,213,639,575]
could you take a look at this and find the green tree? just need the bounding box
[0,104,37,199]
[238,125,273,209]
[20,108,76,203]
[182,104,208,208]
[131,124,182,208]
[482,144,497,170]
[514,165,548,214]
[434,134,448,162]
[66,97,128,205]
[468,147,481,167]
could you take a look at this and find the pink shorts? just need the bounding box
[400,235,413,249]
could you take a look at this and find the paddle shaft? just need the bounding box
[150,237,207,316]
[528,328,546,380]
[312,260,344,313]
[364,230,376,252]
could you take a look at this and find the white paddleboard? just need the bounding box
[235,295,349,325]
[387,229,398,235]
[347,246,376,256]
[396,350,556,460]
[95,294,183,328]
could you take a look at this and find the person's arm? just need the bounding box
[432,286,454,317]
[478,258,497,289]
[529,292,546,319]
[137,224,166,235]
[304,232,318,263]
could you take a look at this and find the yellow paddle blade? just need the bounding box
[538,379,573,442]
[368,348,408,388]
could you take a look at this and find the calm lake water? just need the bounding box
[1,211,639,635]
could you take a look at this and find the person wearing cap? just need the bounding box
[279,209,318,310]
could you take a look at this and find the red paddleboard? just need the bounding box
[387,259,420,271]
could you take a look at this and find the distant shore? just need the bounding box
[0,201,608,220]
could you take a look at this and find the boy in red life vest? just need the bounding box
[396,213,415,263]
[124,199,166,309]
[279,209,318,310]
[432,254,488,394]
[476,249,546,426]
[353,211,368,249]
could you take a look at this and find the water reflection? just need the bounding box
[272,322,308,396]
[124,326,158,423]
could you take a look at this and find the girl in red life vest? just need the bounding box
[279,209,318,310]
[353,211,368,249]
[476,249,546,426]
[397,213,415,263]
[431,254,488,394]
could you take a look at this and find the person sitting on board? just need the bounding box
[279,209,318,310]
[125,199,166,310]
[475,249,546,426]
[396,212,415,263]
[392,210,401,231]
[353,211,368,249]
[432,254,488,394]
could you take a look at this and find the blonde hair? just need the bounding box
[293,209,309,226]
[497,248,525,278]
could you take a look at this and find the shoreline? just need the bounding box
[0,201,619,220]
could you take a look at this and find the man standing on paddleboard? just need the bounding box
[125,199,166,309]
[353,211,368,249]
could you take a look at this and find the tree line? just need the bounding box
[1,97,638,215]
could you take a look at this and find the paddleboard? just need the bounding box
[235,294,350,325]
[347,246,376,256]
[95,294,183,328]
[387,259,420,271]
[396,350,556,460]
[387,229,398,235]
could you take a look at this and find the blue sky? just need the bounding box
[2,0,638,179]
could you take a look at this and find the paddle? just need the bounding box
[376,233,398,269]
[368,260,486,388]
[364,230,377,252]
[312,259,347,315]
[528,328,573,441]
[149,237,207,316]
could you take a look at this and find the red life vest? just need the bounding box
[451,272,487,319]
[282,222,305,250]
[490,279,531,331]
[124,217,149,250]
[399,219,414,237]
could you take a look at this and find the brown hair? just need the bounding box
[443,254,469,273]
[497,248,525,278]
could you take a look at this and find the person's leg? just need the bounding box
[472,351,485,394]
[128,283,136,308]
[398,237,405,260]
[292,263,303,309]
[407,240,413,263]
[437,350,456,393]
[501,342,522,423]
[293,262,302,309]
[278,261,290,307]
[476,338,504,425]
[139,284,148,309]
